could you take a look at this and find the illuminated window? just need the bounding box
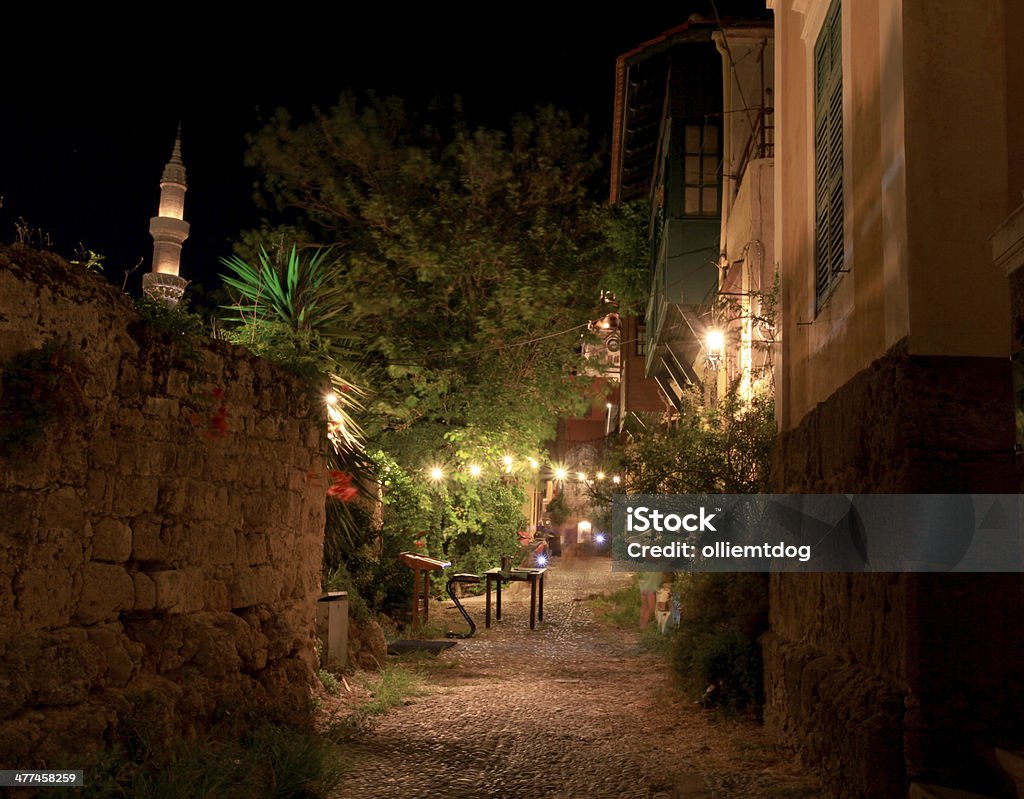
[683,124,720,217]
[814,0,844,310]
[636,317,647,357]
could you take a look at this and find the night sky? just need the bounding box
[2,3,769,295]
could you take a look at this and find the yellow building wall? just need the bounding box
[775,0,1013,431]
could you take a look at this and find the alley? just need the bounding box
[331,559,820,799]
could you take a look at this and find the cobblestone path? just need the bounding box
[331,558,820,799]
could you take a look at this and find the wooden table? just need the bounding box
[484,567,547,630]
[398,552,451,626]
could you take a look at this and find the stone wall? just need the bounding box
[768,338,1024,797]
[0,245,327,767]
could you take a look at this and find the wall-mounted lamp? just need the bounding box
[705,329,725,370]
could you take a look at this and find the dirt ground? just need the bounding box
[322,558,823,799]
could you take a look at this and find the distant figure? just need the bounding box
[638,571,664,627]
[519,531,548,567]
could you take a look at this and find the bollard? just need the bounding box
[316,591,349,670]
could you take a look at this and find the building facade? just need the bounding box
[767,0,1024,794]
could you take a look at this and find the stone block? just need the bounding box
[230,565,276,608]
[86,470,112,513]
[166,369,190,398]
[203,579,230,611]
[75,562,133,624]
[151,569,203,614]
[15,567,73,629]
[39,487,84,530]
[33,638,105,706]
[91,437,119,467]
[203,529,237,566]
[92,518,131,562]
[132,572,156,610]
[112,476,159,517]
[143,396,179,420]
[86,624,135,687]
[130,517,167,563]
[242,533,269,566]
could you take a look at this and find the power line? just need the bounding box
[382,322,591,366]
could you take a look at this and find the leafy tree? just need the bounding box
[596,390,775,498]
[240,95,616,467]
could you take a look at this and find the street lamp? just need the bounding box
[706,329,725,370]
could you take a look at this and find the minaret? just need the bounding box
[143,126,190,305]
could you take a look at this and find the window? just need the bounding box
[683,124,720,216]
[814,0,844,310]
[636,317,647,357]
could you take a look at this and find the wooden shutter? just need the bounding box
[814,0,844,310]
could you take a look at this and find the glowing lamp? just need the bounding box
[706,329,725,370]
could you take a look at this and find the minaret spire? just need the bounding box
[143,127,190,306]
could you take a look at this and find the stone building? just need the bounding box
[766,0,1024,795]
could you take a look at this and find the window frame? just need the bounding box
[812,0,845,312]
[681,122,721,218]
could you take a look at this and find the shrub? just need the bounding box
[670,572,769,713]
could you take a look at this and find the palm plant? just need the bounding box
[220,245,365,446]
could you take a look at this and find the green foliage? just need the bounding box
[546,491,569,526]
[601,390,776,496]
[321,562,372,624]
[671,573,769,714]
[586,392,775,715]
[133,297,206,337]
[317,668,341,696]
[70,244,105,273]
[220,246,349,353]
[0,338,87,460]
[55,704,346,799]
[432,477,526,580]
[242,95,616,462]
[328,664,424,740]
[599,201,652,314]
[220,245,365,446]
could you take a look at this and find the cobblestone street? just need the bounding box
[331,559,820,799]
